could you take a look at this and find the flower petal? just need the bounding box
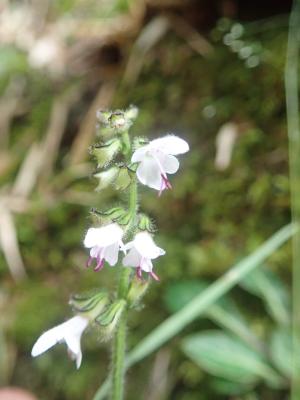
[131,146,149,163]
[140,258,153,272]
[136,156,161,190]
[122,248,141,267]
[150,135,189,155]
[31,325,65,357]
[84,224,123,248]
[103,242,120,266]
[155,152,179,174]
[134,232,166,259]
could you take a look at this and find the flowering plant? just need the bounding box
[31,106,188,399]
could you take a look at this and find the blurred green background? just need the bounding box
[0,0,294,399]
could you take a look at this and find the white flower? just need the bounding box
[122,232,165,280]
[31,316,88,369]
[132,135,189,195]
[84,223,124,271]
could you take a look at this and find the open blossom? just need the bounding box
[132,135,189,195]
[31,316,88,369]
[84,223,124,271]
[122,232,165,281]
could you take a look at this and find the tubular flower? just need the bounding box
[132,135,189,195]
[84,223,124,271]
[31,316,89,369]
[122,232,165,281]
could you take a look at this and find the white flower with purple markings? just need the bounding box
[122,231,165,281]
[132,135,189,195]
[84,223,124,271]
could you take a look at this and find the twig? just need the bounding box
[0,203,27,281]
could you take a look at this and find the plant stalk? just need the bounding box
[111,160,138,400]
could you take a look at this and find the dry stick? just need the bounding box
[93,223,297,400]
[0,204,27,281]
[285,2,300,399]
[39,87,81,182]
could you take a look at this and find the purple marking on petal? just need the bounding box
[159,174,172,196]
[150,271,160,281]
[94,258,104,272]
[86,256,93,268]
[136,266,143,280]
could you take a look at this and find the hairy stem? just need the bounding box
[111,162,138,400]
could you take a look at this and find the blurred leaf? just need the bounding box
[239,266,290,325]
[164,280,208,313]
[269,328,292,379]
[181,331,285,388]
[211,377,254,396]
[164,280,264,352]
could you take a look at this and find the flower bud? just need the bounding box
[114,166,131,190]
[96,299,126,340]
[90,138,121,168]
[90,206,130,225]
[69,290,110,319]
[94,167,119,191]
[124,105,139,122]
[97,109,134,134]
[138,214,156,233]
[127,276,150,308]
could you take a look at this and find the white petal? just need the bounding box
[140,258,153,272]
[90,246,101,258]
[131,145,149,163]
[155,152,179,174]
[31,324,65,357]
[134,232,166,259]
[150,135,189,155]
[103,242,120,266]
[136,156,161,190]
[122,248,141,267]
[84,224,123,248]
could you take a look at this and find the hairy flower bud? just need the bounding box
[138,214,155,233]
[90,138,121,168]
[124,105,139,122]
[96,299,126,340]
[127,276,150,308]
[69,290,110,319]
[114,166,131,190]
[94,167,119,191]
[97,107,138,135]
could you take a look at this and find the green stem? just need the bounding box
[111,174,138,400]
[111,308,127,400]
[285,2,300,399]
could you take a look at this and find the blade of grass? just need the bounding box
[285,1,300,399]
[93,223,296,400]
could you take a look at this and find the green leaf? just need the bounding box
[239,266,291,325]
[181,331,284,387]
[164,280,264,352]
[211,377,254,396]
[269,328,292,379]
